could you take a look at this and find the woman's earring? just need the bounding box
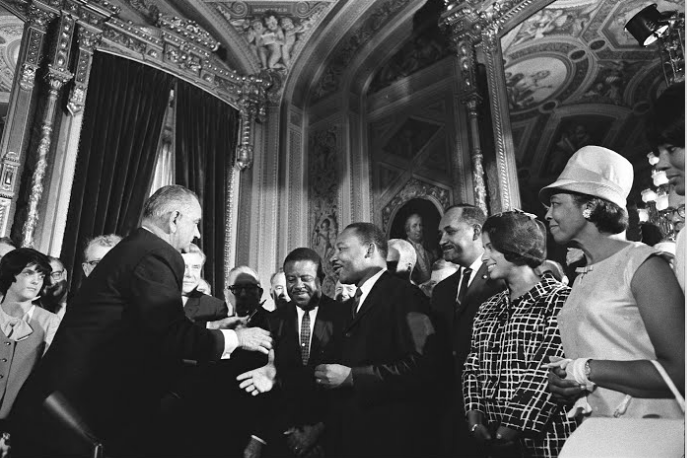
[582,208,592,220]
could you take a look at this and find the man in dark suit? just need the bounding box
[240,248,347,458]
[315,223,440,458]
[11,185,273,457]
[431,204,507,458]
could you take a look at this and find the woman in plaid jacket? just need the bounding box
[463,210,577,458]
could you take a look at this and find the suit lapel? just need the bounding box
[346,271,388,331]
[458,262,489,316]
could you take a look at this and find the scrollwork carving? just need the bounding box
[19,63,37,90]
[26,4,54,29]
[157,15,219,51]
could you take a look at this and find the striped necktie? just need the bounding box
[300,309,311,365]
[455,268,472,311]
[351,287,363,318]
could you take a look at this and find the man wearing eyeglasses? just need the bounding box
[38,256,69,320]
[81,234,122,277]
[11,185,273,457]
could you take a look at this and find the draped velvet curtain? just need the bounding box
[62,52,174,293]
[174,80,238,296]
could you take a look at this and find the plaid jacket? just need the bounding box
[463,273,577,457]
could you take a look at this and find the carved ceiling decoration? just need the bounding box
[310,0,413,102]
[0,7,22,102]
[213,1,334,72]
[498,0,684,213]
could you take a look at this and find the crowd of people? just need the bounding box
[0,83,677,458]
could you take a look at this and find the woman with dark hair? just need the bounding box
[542,146,684,422]
[464,210,576,458]
[0,248,60,449]
[649,81,685,291]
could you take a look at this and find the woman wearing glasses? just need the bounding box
[0,248,61,447]
[463,210,576,458]
[542,146,684,422]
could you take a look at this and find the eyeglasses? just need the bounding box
[226,285,261,293]
[50,270,65,280]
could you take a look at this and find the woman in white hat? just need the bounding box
[541,145,684,421]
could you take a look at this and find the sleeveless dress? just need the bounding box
[557,242,682,419]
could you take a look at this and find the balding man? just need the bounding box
[81,234,122,277]
[386,238,417,282]
[12,185,273,457]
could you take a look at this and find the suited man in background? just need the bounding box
[240,248,347,457]
[431,204,506,458]
[11,185,272,457]
[181,243,228,327]
[316,222,440,458]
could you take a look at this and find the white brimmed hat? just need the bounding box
[539,146,634,208]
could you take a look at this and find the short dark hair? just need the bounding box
[570,193,628,234]
[345,222,388,259]
[0,248,52,295]
[284,247,325,281]
[445,204,487,227]
[0,237,16,248]
[143,185,198,219]
[646,81,685,149]
[482,211,547,268]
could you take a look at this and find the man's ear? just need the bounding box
[472,224,482,240]
[164,211,180,234]
[364,243,375,258]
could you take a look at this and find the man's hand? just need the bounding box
[469,423,492,445]
[548,366,584,404]
[243,437,264,458]
[237,349,276,396]
[207,316,249,330]
[313,364,351,389]
[235,327,273,354]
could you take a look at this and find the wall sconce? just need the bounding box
[652,169,670,186]
[626,4,685,85]
[642,188,658,202]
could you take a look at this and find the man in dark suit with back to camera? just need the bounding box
[315,222,440,458]
[431,204,507,458]
[11,185,273,458]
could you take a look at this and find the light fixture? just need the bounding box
[647,151,659,166]
[625,4,670,46]
[652,169,670,186]
[656,191,670,211]
[638,208,650,223]
[626,4,685,85]
[642,188,658,202]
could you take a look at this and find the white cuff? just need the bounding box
[220,329,238,359]
[250,435,266,445]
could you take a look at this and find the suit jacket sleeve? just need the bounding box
[131,248,224,361]
[351,285,439,401]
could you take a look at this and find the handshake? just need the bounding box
[208,316,273,355]
[209,316,276,396]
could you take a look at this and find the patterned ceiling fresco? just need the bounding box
[499,0,685,214]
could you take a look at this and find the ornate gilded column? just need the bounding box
[480,24,521,211]
[21,12,74,247]
[0,4,54,236]
[451,29,489,214]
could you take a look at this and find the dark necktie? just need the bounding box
[351,287,363,318]
[455,268,472,311]
[300,310,311,365]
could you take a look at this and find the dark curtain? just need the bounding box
[174,79,238,296]
[62,52,174,293]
